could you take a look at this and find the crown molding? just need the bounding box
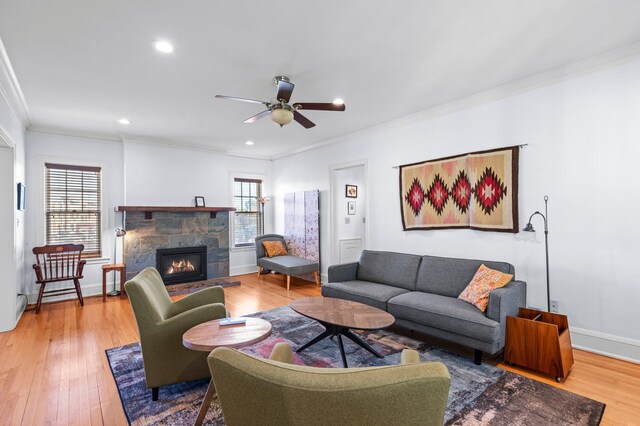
[0,38,30,128]
[272,38,640,161]
[0,121,16,148]
[122,136,228,154]
[27,127,123,144]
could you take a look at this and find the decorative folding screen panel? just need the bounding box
[399,146,519,232]
[284,190,320,281]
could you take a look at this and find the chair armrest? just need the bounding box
[169,286,226,317]
[269,342,294,364]
[486,280,527,340]
[77,259,86,276]
[32,264,43,282]
[400,349,420,365]
[328,262,359,282]
[158,303,227,337]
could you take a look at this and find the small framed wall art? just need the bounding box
[347,201,356,215]
[195,196,206,207]
[345,184,358,198]
[17,183,25,210]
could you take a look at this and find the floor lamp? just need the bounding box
[108,227,127,296]
[257,196,271,235]
[523,195,550,312]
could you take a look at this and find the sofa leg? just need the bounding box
[314,271,320,286]
[152,387,159,401]
[286,275,291,291]
[474,349,482,365]
[256,267,262,279]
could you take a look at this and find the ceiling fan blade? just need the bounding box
[276,80,295,103]
[293,111,316,129]
[243,110,271,124]
[215,95,270,106]
[293,102,346,111]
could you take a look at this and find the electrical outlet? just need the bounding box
[345,217,350,224]
[550,300,559,313]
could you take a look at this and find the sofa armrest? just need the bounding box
[327,262,359,282]
[486,280,526,341]
[169,286,226,317]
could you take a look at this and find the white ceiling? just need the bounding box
[1,0,640,158]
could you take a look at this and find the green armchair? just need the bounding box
[124,267,227,401]
[208,343,451,426]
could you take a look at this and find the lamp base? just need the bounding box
[107,290,121,297]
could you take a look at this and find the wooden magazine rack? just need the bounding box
[504,307,574,382]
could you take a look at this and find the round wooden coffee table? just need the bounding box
[290,296,395,368]
[183,317,272,426]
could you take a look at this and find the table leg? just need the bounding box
[120,267,125,298]
[102,269,107,302]
[194,379,216,426]
[343,329,383,358]
[337,334,348,368]
[295,328,333,353]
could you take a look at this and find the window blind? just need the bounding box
[45,163,102,258]
[233,178,263,246]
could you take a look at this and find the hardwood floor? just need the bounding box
[0,272,638,425]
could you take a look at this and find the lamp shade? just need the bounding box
[523,223,535,232]
[115,228,127,237]
[271,108,293,126]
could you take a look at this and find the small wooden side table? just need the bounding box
[101,263,126,301]
[183,317,272,426]
[504,307,574,382]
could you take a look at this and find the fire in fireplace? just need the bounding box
[156,246,207,285]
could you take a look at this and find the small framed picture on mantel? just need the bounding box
[346,185,358,198]
[195,196,206,207]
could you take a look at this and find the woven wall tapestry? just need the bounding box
[399,146,519,232]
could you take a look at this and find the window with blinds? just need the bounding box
[233,178,263,246]
[45,163,102,258]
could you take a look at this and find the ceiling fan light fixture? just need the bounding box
[270,107,294,127]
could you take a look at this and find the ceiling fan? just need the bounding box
[215,76,346,129]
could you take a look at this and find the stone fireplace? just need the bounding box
[118,206,235,283]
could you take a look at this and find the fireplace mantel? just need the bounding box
[116,206,236,219]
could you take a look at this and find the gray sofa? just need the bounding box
[323,250,526,364]
[255,234,320,291]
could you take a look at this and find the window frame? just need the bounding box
[43,161,104,259]
[230,174,267,249]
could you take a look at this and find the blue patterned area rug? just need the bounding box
[106,306,605,425]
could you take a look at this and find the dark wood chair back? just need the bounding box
[33,244,86,284]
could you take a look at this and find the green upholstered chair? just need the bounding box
[208,343,451,426]
[125,267,227,401]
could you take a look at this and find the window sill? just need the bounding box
[84,257,111,265]
[231,245,255,253]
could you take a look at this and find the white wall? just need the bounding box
[123,140,273,276]
[273,57,640,362]
[24,132,125,300]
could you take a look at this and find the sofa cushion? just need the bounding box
[388,292,501,343]
[258,256,318,276]
[356,250,422,291]
[322,280,410,311]
[416,255,515,298]
[263,240,288,257]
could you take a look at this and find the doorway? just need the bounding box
[330,161,368,265]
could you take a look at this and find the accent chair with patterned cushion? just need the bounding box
[255,234,320,290]
[124,267,228,401]
[208,342,451,426]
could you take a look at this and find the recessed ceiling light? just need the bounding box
[153,40,174,53]
[117,118,131,125]
[245,141,254,146]
[333,98,344,105]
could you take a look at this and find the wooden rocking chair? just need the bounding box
[32,244,86,314]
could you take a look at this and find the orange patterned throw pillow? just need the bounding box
[263,241,288,257]
[458,264,513,312]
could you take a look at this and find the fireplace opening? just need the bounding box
[156,246,207,285]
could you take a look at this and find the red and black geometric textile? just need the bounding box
[405,177,426,216]
[399,146,519,233]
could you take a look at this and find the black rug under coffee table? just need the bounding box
[106,306,605,425]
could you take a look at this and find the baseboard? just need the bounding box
[571,327,640,364]
[229,265,259,276]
